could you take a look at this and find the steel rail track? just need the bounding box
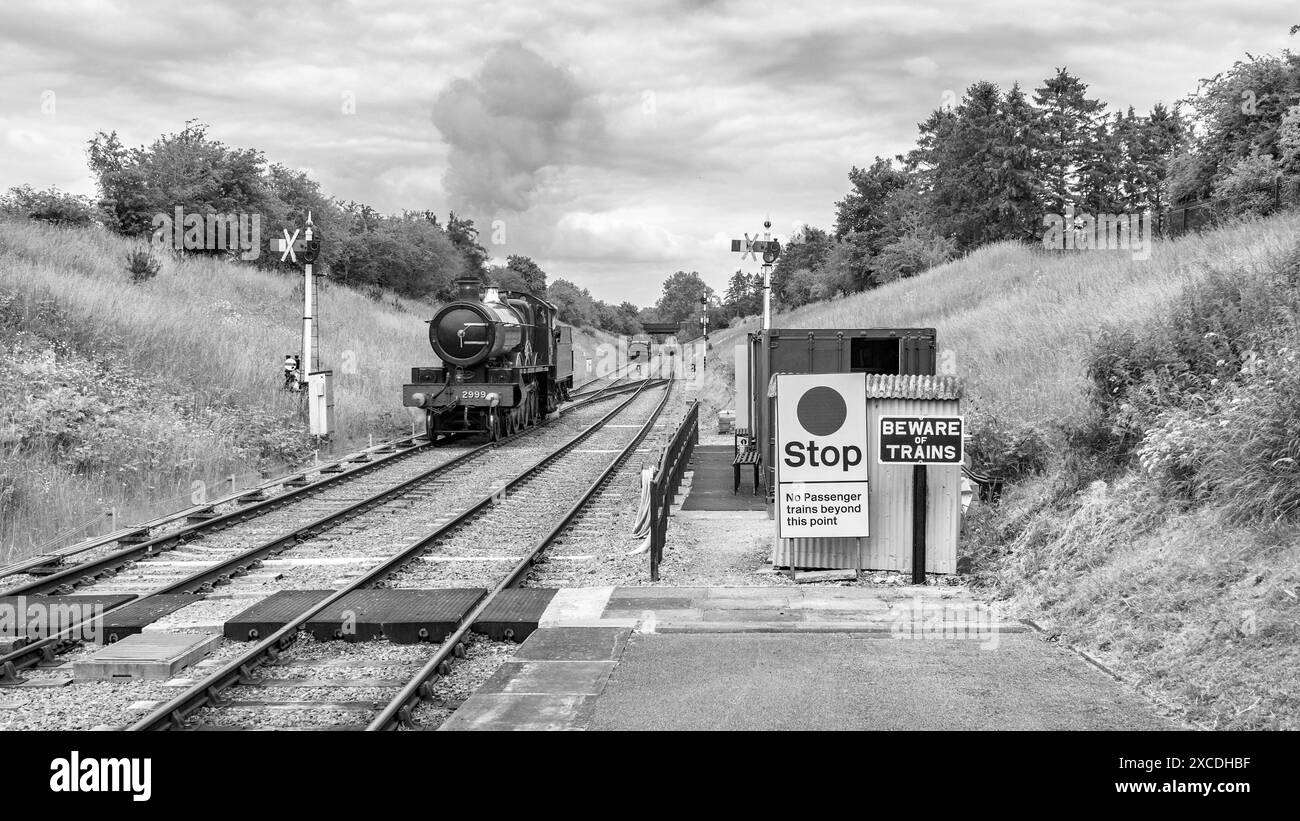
[569,361,634,395]
[0,435,428,582]
[128,380,663,730]
[0,404,596,680]
[0,439,441,599]
[2,381,647,601]
[371,375,675,730]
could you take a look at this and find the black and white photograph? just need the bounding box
[0,0,1293,804]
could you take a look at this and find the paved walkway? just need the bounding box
[440,586,1174,731]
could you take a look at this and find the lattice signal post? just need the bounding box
[730,219,781,329]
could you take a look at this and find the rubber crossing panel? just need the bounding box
[305,588,487,644]
[0,594,137,643]
[98,594,204,643]
[223,590,334,641]
[471,588,558,642]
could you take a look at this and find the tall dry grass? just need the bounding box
[708,212,1300,431]
[0,219,610,559]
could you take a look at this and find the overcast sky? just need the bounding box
[1,0,1296,305]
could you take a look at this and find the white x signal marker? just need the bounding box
[279,229,300,262]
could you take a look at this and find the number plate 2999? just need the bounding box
[459,389,490,400]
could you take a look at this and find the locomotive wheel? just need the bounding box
[424,412,438,445]
[487,410,500,443]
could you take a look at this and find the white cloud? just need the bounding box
[903,56,939,78]
[0,0,1296,307]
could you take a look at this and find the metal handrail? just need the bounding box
[648,400,699,581]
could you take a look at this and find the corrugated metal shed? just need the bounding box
[771,375,965,574]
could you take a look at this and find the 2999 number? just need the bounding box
[459,390,489,400]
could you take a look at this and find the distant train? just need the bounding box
[403,276,573,441]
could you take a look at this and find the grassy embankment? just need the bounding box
[700,213,1300,730]
[0,219,611,560]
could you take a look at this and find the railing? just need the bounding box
[647,400,699,581]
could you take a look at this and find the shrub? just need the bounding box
[1138,343,1300,522]
[0,185,97,227]
[965,409,1050,481]
[125,248,160,284]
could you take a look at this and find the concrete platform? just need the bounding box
[680,446,767,511]
[444,586,1173,731]
[589,632,1173,730]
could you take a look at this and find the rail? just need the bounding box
[130,380,665,730]
[647,400,698,581]
[0,433,428,580]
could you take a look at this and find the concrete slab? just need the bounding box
[538,586,614,626]
[441,627,631,730]
[589,632,1174,731]
[511,628,631,661]
[439,694,595,731]
[73,633,222,682]
[476,661,616,695]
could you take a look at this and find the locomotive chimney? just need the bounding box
[454,275,483,301]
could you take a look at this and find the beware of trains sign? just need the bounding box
[878,416,964,464]
[774,373,869,539]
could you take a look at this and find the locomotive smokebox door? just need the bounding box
[308,370,334,436]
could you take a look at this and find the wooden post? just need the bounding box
[912,464,927,585]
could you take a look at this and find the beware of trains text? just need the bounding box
[878,416,964,464]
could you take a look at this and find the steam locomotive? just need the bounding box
[403,276,574,442]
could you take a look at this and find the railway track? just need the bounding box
[0,381,642,600]
[125,378,673,731]
[0,435,427,583]
[0,390,642,692]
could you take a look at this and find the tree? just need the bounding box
[547,278,596,327]
[723,269,762,318]
[833,158,910,239]
[504,254,547,294]
[87,121,271,239]
[654,271,713,323]
[988,83,1045,241]
[440,212,489,277]
[771,225,832,305]
[1033,68,1107,215]
[0,185,97,226]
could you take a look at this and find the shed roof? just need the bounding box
[865,374,963,400]
[767,373,964,400]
